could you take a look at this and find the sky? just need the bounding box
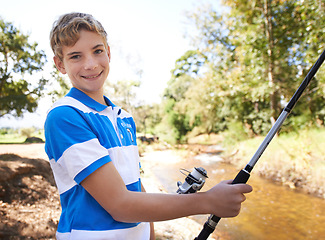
[0,0,219,128]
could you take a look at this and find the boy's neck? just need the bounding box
[78,88,107,106]
[89,93,106,106]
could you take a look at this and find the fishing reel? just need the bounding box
[177,167,208,194]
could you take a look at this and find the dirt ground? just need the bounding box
[0,144,220,240]
[0,146,59,240]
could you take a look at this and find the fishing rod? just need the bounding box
[178,49,325,240]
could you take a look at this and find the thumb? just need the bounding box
[234,183,253,194]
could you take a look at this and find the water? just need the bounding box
[149,151,325,240]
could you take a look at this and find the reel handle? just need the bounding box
[177,167,208,194]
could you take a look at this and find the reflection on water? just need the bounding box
[151,152,325,240]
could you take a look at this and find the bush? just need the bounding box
[222,121,249,148]
[20,127,36,138]
[24,137,44,143]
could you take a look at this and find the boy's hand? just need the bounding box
[82,161,252,222]
[205,180,253,218]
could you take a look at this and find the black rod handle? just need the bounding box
[194,169,251,240]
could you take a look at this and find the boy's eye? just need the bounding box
[94,49,104,54]
[70,55,80,60]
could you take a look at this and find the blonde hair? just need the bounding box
[50,12,108,60]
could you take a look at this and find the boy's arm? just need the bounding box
[81,161,252,223]
[141,183,155,240]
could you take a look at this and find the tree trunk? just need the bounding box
[264,0,277,125]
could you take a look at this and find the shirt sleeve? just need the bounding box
[45,106,111,184]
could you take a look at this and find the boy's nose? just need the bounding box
[84,56,98,70]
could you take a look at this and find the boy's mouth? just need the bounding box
[82,71,103,79]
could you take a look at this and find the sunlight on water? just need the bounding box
[151,153,325,240]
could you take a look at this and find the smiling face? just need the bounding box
[54,30,111,104]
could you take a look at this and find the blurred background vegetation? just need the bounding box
[1,0,325,198]
[1,0,325,146]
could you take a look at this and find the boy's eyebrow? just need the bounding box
[93,43,105,49]
[66,44,105,56]
[67,51,81,56]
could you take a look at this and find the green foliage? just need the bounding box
[171,50,207,78]
[228,127,325,197]
[47,65,71,102]
[222,120,249,148]
[164,74,194,102]
[20,127,36,138]
[0,18,47,117]
[161,73,196,143]
[161,1,325,143]
[133,103,162,136]
[0,127,44,143]
[163,98,192,143]
[0,132,24,143]
[105,79,140,114]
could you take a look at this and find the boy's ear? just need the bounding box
[107,45,111,62]
[53,56,67,74]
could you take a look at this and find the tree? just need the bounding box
[104,79,141,114]
[290,0,325,127]
[171,50,207,78]
[133,103,162,136]
[48,65,71,102]
[175,1,325,136]
[162,69,196,142]
[220,0,325,131]
[0,18,47,117]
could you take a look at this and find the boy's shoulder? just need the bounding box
[48,96,90,113]
[45,96,86,126]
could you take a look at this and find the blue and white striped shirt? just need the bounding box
[44,87,149,240]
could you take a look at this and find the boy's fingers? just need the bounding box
[224,180,253,193]
[241,194,247,202]
[235,184,253,193]
[224,179,253,193]
[223,179,233,184]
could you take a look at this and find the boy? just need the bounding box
[45,12,252,240]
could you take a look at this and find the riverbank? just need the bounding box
[182,131,325,199]
[0,144,220,240]
[0,140,323,239]
[146,144,325,240]
[221,129,325,199]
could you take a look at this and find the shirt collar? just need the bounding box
[66,87,117,112]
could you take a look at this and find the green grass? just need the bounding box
[0,128,45,144]
[0,133,26,143]
[232,128,325,166]
[223,127,325,198]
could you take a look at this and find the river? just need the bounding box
[146,148,325,240]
